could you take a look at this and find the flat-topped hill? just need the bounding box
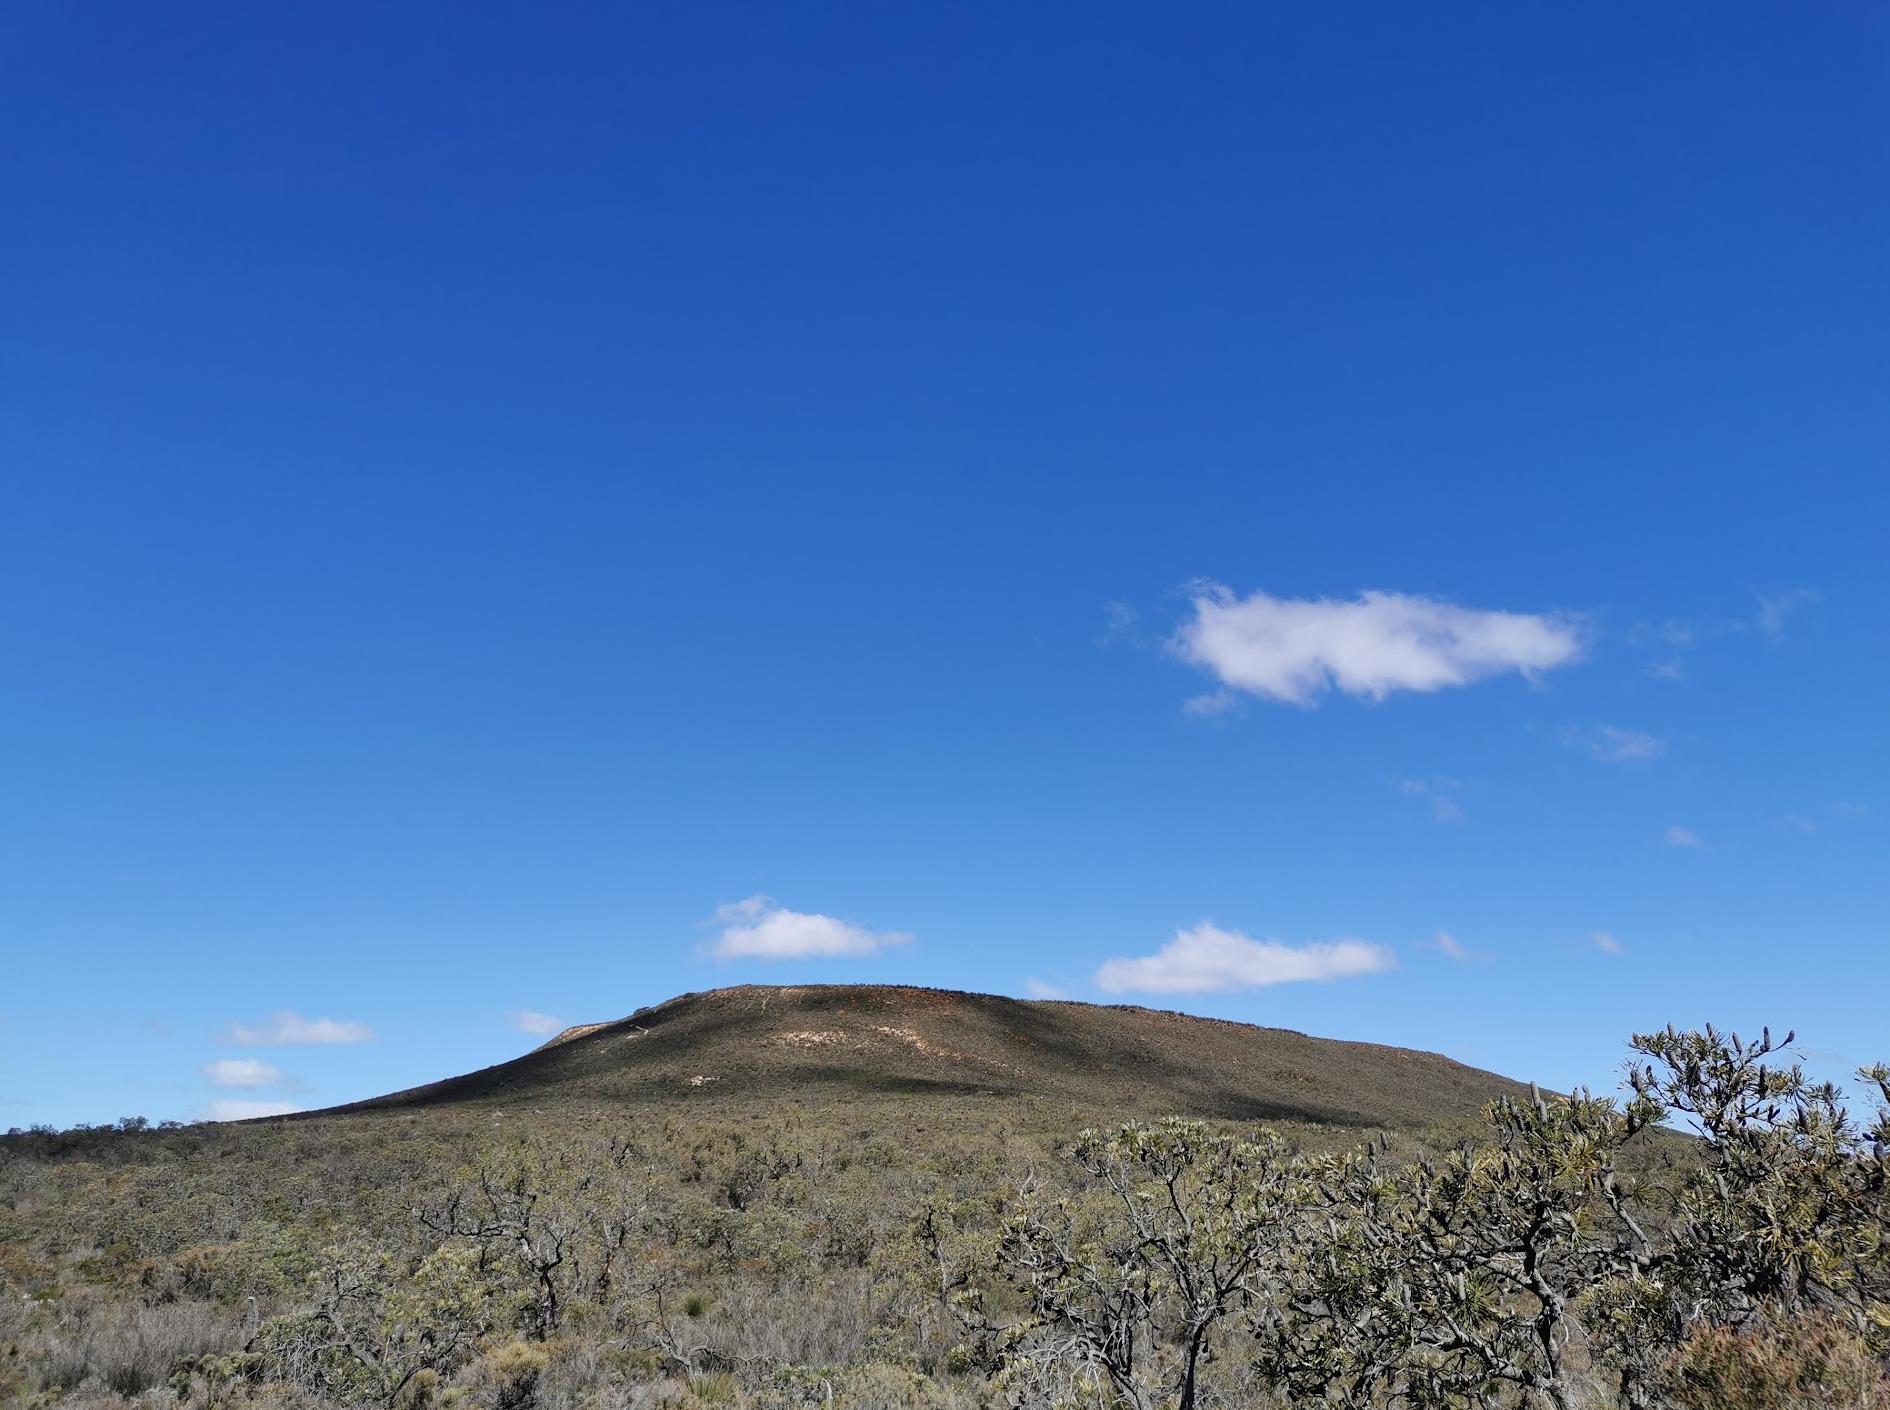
[319,983,1531,1132]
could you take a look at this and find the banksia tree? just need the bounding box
[977,1118,1305,1410]
[1626,1027,1890,1354]
[968,1026,1889,1410]
[1261,1085,1658,1410]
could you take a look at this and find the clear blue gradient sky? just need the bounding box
[3,4,1886,1126]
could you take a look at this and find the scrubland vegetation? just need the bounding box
[3,1024,1885,1409]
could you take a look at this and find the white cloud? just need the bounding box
[1430,796,1465,824]
[1093,922,1395,995]
[1590,931,1625,956]
[1784,813,1817,835]
[229,1012,375,1045]
[510,1009,565,1036]
[708,896,913,960]
[1664,826,1701,847]
[1575,724,1666,763]
[206,1098,304,1121]
[1172,586,1581,707]
[1645,658,1686,682]
[1022,978,1067,999]
[1756,588,1820,639]
[204,1059,284,1089]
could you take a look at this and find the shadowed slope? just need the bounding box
[318,984,1532,1132]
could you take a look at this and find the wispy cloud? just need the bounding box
[1626,622,1694,682]
[1756,588,1820,639]
[229,1012,374,1045]
[1422,930,1478,962]
[1022,978,1067,999]
[1172,586,1581,708]
[204,1058,285,1089]
[1400,777,1466,824]
[1664,826,1701,848]
[1783,802,1863,836]
[1590,931,1626,956]
[707,896,913,960]
[1181,689,1239,718]
[1099,600,1145,647]
[1094,923,1395,994]
[510,1009,565,1036]
[1628,619,1695,650]
[1568,724,1666,763]
[206,1098,304,1122]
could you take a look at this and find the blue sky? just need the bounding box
[3,3,1886,1127]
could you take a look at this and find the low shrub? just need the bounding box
[34,1299,238,1397]
[1670,1313,1890,1410]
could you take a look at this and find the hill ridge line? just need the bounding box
[299,982,1529,1131]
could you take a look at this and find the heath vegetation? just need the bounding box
[3,1018,1885,1410]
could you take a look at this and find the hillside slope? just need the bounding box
[323,984,1531,1132]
